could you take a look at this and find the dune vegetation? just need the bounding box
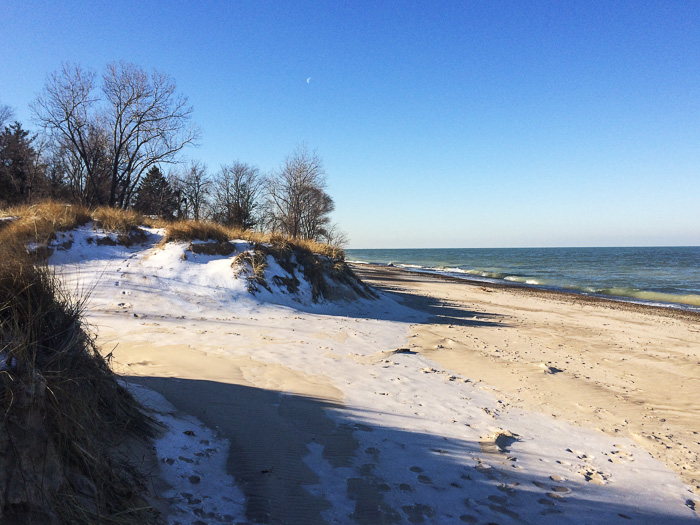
[0,215,158,523]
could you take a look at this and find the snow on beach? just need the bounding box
[49,225,698,524]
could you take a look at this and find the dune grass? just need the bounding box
[0,201,91,247]
[0,235,159,523]
[1,200,346,262]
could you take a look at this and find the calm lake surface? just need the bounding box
[346,247,700,311]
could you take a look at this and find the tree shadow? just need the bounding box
[126,376,695,525]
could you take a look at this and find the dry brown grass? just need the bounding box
[296,238,345,260]
[1,200,345,261]
[91,206,144,235]
[160,220,231,244]
[231,238,371,302]
[0,235,159,523]
[0,203,156,253]
[232,249,269,292]
[0,201,91,247]
[160,221,343,261]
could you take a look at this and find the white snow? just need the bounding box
[124,381,246,524]
[49,226,699,524]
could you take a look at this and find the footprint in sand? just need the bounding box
[606,445,634,463]
[408,466,433,485]
[480,430,519,455]
[578,467,610,484]
[401,503,434,523]
[565,451,611,484]
[551,486,571,494]
[566,448,593,461]
[488,504,520,520]
[487,495,508,505]
[549,475,566,482]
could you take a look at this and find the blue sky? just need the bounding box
[2,1,699,248]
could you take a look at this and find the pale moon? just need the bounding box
[306,77,311,84]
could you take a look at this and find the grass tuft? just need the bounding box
[160,220,230,244]
[0,201,91,247]
[232,248,270,293]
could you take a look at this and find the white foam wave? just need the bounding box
[504,276,542,286]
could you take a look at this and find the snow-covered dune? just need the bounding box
[48,225,699,524]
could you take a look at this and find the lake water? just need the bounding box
[346,247,700,311]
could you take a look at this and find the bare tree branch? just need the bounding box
[31,61,200,208]
[0,103,14,129]
[266,145,334,240]
[212,161,262,229]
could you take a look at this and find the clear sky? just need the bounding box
[1,1,699,248]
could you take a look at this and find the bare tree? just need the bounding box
[31,64,109,204]
[32,61,199,208]
[266,145,334,240]
[46,124,112,205]
[299,185,334,240]
[211,161,262,229]
[102,61,199,207]
[321,223,349,248]
[0,103,14,129]
[178,161,210,221]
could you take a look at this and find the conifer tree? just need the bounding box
[0,122,40,205]
[133,166,178,219]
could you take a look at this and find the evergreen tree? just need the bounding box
[133,166,178,219]
[0,122,40,205]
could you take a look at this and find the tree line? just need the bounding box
[0,61,345,245]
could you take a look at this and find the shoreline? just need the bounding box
[351,262,700,322]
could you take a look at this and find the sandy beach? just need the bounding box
[354,264,700,498]
[50,230,700,523]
